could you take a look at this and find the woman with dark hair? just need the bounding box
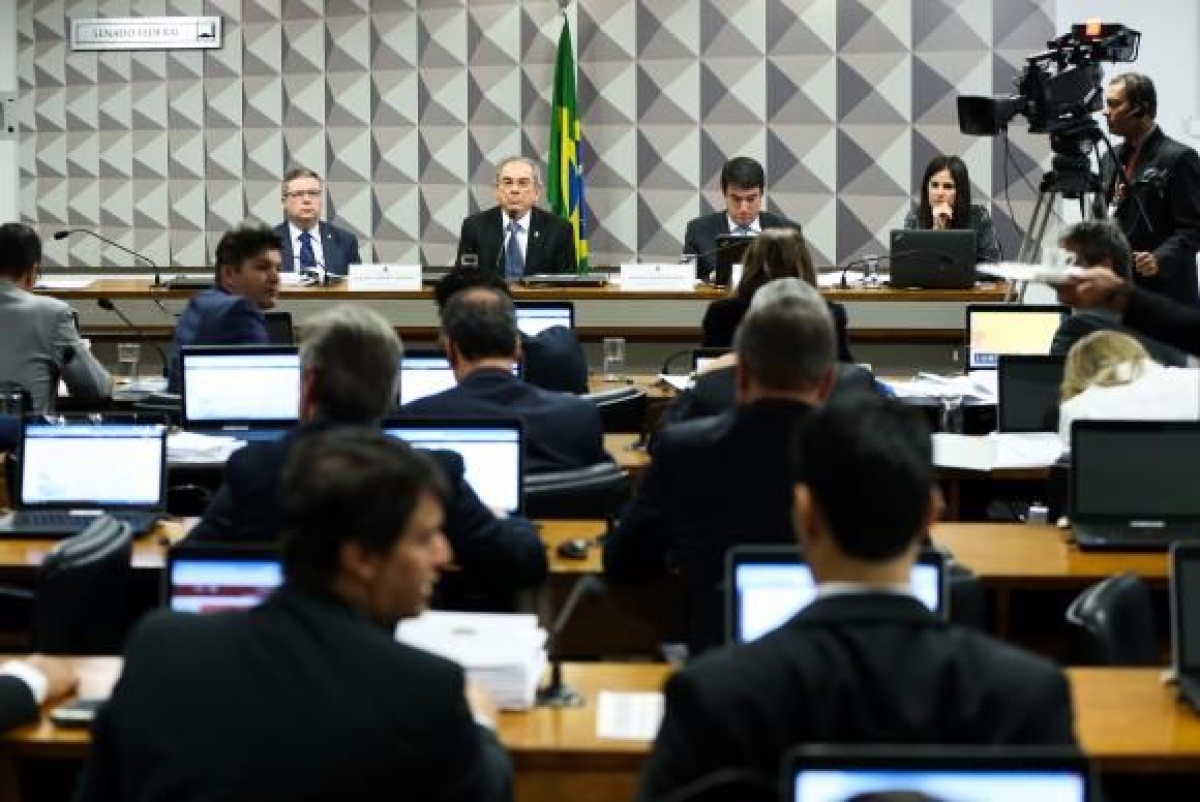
[904,154,1001,264]
[699,227,853,361]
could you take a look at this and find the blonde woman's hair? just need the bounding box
[1061,330,1152,402]
[734,227,816,301]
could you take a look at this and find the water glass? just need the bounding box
[603,337,626,381]
[117,342,141,381]
[939,394,965,434]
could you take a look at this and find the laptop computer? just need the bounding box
[998,354,1066,433]
[181,346,300,441]
[383,418,525,516]
[725,545,946,644]
[0,415,168,538]
[888,229,977,289]
[1071,421,1200,551]
[519,273,608,287]
[398,350,522,407]
[165,542,283,614]
[692,347,731,374]
[786,745,1091,802]
[712,233,757,287]
[1172,542,1200,710]
[514,300,575,336]
[966,303,1069,370]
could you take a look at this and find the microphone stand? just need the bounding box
[537,574,604,708]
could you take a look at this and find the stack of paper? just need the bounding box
[167,431,245,464]
[885,372,997,404]
[396,611,548,710]
[934,432,1065,471]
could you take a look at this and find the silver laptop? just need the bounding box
[398,350,522,407]
[514,301,575,336]
[0,416,168,538]
[165,543,283,614]
[966,304,1069,370]
[181,345,300,441]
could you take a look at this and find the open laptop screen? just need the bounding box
[728,547,945,644]
[1072,422,1200,523]
[383,419,524,515]
[166,546,282,614]
[998,354,1065,433]
[181,347,301,426]
[399,352,522,407]
[966,304,1068,370]
[20,420,166,509]
[514,302,574,336]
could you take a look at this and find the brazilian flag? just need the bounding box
[547,15,588,271]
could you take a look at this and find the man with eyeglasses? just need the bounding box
[274,166,363,277]
[455,156,575,279]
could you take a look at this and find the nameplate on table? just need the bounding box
[347,264,421,291]
[619,263,695,292]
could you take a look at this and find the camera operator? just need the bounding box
[1100,72,1200,306]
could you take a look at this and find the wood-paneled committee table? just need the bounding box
[1,665,1196,802]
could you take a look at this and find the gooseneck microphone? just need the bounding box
[54,228,162,288]
[536,574,605,707]
[96,298,169,372]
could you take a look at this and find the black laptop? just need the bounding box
[998,354,1066,433]
[889,229,977,289]
[0,415,168,538]
[1071,421,1200,551]
[180,346,300,441]
[165,542,283,614]
[712,233,757,287]
[1172,542,1200,711]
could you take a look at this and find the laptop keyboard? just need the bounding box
[2,511,160,538]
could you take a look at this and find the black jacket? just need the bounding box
[455,206,575,277]
[701,296,855,362]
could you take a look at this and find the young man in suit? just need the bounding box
[274,166,363,277]
[74,428,513,802]
[682,156,803,283]
[455,156,576,279]
[604,279,836,653]
[400,285,608,473]
[188,304,546,608]
[638,394,1077,801]
[0,222,111,412]
[167,224,280,392]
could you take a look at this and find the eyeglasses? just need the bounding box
[498,178,535,189]
[284,189,322,199]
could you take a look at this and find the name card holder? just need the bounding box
[348,264,422,291]
[619,263,695,292]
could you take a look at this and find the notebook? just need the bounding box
[888,229,977,289]
[383,418,525,516]
[966,303,1069,370]
[514,301,575,336]
[0,416,168,538]
[1172,542,1200,711]
[997,354,1066,433]
[725,545,946,644]
[165,543,283,614]
[398,350,522,407]
[787,745,1091,802]
[712,233,757,287]
[1071,421,1200,551]
[180,346,300,440]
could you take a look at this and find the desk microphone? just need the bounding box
[97,298,169,372]
[536,574,605,707]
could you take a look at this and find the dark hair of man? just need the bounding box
[734,280,834,391]
[441,286,519,361]
[735,227,817,301]
[212,224,283,282]
[0,222,42,281]
[279,427,447,589]
[433,265,512,314]
[1060,219,1133,279]
[720,156,765,193]
[916,154,972,230]
[300,304,402,422]
[794,394,933,560]
[1112,72,1157,119]
[282,166,322,190]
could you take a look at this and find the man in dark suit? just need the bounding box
[74,428,512,802]
[1059,263,1200,357]
[188,304,546,607]
[455,156,576,279]
[604,279,836,653]
[167,225,280,392]
[683,156,803,283]
[638,394,1077,802]
[1099,73,1200,306]
[400,285,608,473]
[0,655,75,732]
[274,166,363,277]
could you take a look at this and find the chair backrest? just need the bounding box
[1065,571,1158,666]
[32,516,134,655]
[133,392,183,427]
[523,461,630,521]
[583,386,648,434]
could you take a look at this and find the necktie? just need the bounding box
[505,219,524,279]
[298,230,316,269]
[735,225,753,236]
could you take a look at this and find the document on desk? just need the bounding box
[596,691,664,741]
[35,278,95,290]
[934,432,1064,471]
[657,374,692,392]
[885,373,997,404]
[167,432,246,464]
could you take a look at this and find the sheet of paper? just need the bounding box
[657,374,692,392]
[992,432,1065,467]
[596,691,664,741]
[35,278,95,290]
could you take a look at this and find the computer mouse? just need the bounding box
[556,538,590,560]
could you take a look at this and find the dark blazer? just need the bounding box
[1101,126,1200,305]
[0,676,38,733]
[1123,286,1200,356]
[1051,309,1189,367]
[903,203,1002,264]
[189,422,547,603]
[604,399,815,652]
[167,287,269,393]
[638,593,1077,802]
[521,327,589,394]
[274,221,363,276]
[399,368,609,474]
[683,211,802,282]
[455,206,576,277]
[73,586,512,802]
[701,296,855,362]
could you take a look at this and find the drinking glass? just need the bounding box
[117,342,141,381]
[603,337,626,381]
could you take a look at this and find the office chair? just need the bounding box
[583,386,648,434]
[523,462,631,522]
[1065,572,1158,666]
